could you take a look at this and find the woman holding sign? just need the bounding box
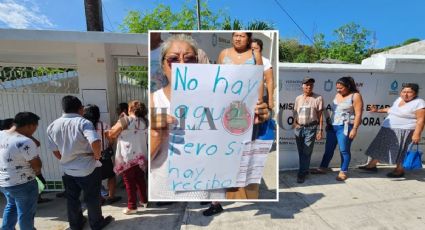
[150,34,226,201]
[218,32,264,104]
[198,32,268,216]
[150,34,271,205]
[359,83,425,177]
[313,76,364,181]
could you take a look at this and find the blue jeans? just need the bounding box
[0,180,38,230]
[320,124,353,172]
[294,125,317,176]
[63,167,104,230]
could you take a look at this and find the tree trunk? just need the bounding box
[84,0,104,31]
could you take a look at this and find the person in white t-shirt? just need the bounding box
[359,83,425,177]
[251,38,274,110]
[0,112,42,230]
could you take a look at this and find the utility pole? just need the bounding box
[196,0,201,30]
[84,0,104,31]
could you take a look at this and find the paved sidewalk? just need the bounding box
[1,164,425,229]
[183,167,425,230]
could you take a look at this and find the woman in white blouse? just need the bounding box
[359,83,425,177]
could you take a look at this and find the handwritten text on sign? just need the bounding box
[169,64,263,191]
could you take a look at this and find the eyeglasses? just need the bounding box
[164,54,198,67]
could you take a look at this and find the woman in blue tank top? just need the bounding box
[203,32,266,216]
[313,76,364,181]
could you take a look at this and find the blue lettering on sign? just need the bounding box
[231,80,243,95]
[174,66,198,91]
[168,161,179,178]
[212,66,259,101]
[177,142,220,156]
[205,145,218,155]
[225,141,241,155]
[173,105,224,130]
[168,157,236,191]
[174,105,189,119]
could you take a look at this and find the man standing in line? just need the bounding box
[0,112,42,230]
[47,96,112,230]
[293,77,324,183]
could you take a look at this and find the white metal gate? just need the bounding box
[0,67,79,190]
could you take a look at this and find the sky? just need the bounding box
[0,0,424,48]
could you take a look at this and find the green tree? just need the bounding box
[279,39,319,63]
[279,23,374,63]
[118,66,148,89]
[222,17,243,30]
[327,22,372,63]
[245,20,275,30]
[221,17,274,30]
[0,67,72,82]
[120,1,221,33]
[367,37,421,57]
[402,38,420,46]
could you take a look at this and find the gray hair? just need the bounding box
[159,34,199,70]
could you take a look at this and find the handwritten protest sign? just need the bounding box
[169,63,263,191]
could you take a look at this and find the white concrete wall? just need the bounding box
[279,55,425,170]
[76,43,112,124]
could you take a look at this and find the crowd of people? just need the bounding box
[0,32,276,229]
[0,97,150,230]
[293,76,425,183]
[3,32,422,230]
[149,32,274,216]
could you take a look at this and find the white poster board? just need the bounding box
[169,63,263,191]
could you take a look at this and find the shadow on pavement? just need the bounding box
[186,191,324,227]
[280,168,425,188]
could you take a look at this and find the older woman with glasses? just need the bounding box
[150,34,226,200]
[150,34,270,201]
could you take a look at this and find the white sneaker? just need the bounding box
[122,208,137,215]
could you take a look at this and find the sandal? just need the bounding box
[122,208,137,215]
[99,215,114,228]
[358,165,378,172]
[104,196,122,205]
[310,168,329,174]
[336,172,348,181]
[386,171,405,178]
[202,203,224,216]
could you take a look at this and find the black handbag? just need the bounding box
[325,117,333,131]
[100,122,114,160]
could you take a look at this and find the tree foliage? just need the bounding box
[120,1,274,88]
[280,22,422,64]
[118,66,148,89]
[221,17,275,30]
[326,22,371,63]
[0,67,72,82]
[120,1,221,33]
